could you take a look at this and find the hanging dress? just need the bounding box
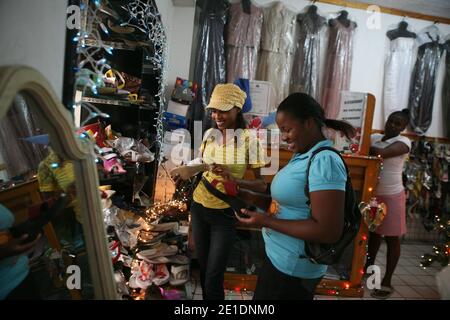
[321,19,357,120]
[256,3,297,109]
[226,2,263,83]
[187,0,228,133]
[383,37,417,122]
[289,12,326,101]
[408,25,443,135]
[443,39,450,138]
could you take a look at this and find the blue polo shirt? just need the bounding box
[0,204,29,299]
[263,140,347,279]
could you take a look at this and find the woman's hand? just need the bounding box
[211,164,234,181]
[0,233,41,260]
[235,209,268,228]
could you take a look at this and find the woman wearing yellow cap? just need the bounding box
[189,83,267,300]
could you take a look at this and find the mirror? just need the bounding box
[0,66,116,299]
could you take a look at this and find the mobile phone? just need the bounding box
[236,206,256,219]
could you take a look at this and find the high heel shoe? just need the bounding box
[103,157,127,174]
[107,19,135,34]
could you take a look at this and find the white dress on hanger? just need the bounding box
[383,37,417,122]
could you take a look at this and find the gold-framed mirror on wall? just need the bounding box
[0,66,117,299]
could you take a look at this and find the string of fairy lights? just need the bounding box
[74,0,168,164]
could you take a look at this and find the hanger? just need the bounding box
[241,0,251,14]
[307,2,318,15]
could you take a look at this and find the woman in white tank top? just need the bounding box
[365,109,411,299]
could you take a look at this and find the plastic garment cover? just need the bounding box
[226,2,263,83]
[187,0,228,134]
[443,39,450,138]
[290,12,326,101]
[383,34,417,122]
[256,2,297,108]
[0,94,47,179]
[408,25,443,135]
[321,19,357,120]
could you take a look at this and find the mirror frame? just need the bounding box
[0,66,117,299]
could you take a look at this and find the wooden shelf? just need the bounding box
[81,38,136,51]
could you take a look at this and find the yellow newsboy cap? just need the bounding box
[206,83,247,112]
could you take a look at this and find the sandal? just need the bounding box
[129,260,154,290]
[103,157,127,174]
[133,191,151,207]
[121,150,139,162]
[151,222,179,233]
[152,264,170,286]
[370,285,394,299]
[144,254,189,265]
[107,19,135,34]
[169,264,189,286]
[137,243,178,261]
[138,230,166,245]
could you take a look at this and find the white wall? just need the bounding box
[167,6,196,90]
[156,0,196,100]
[195,0,450,137]
[0,0,68,100]
[155,0,174,31]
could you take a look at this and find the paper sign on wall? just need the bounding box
[248,80,273,116]
[334,91,367,154]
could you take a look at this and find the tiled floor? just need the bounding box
[187,242,443,300]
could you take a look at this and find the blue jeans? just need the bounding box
[190,201,237,300]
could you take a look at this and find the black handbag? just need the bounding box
[302,147,362,265]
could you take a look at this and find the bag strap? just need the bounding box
[201,177,248,212]
[304,146,350,206]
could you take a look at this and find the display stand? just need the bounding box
[69,0,162,204]
[224,93,381,298]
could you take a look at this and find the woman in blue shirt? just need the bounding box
[236,93,355,300]
[0,204,41,300]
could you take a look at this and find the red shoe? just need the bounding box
[210,179,238,197]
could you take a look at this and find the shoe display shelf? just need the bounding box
[65,0,194,300]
